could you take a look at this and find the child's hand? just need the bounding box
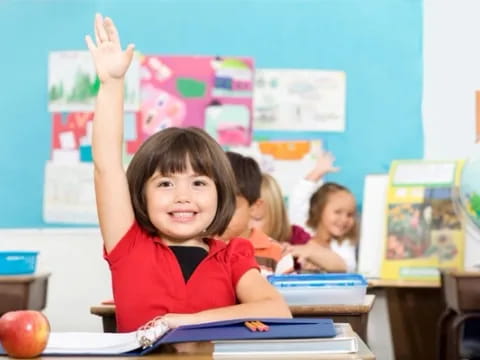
[280,242,293,256]
[85,14,135,84]
[306,151,340,182]
[288,244,311,265]
[162,313,197,329]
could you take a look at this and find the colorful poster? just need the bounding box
[48,51,140,112]
[380,160,465,281]
[43,161,97,224]
[254,69,346,137]
[228,140,324,198]
[140,55,254,146]
[50,112,143,164]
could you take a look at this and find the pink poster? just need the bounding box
[140,55,254,146]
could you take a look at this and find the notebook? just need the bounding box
[213,323,358,358]
[0,318,336,356]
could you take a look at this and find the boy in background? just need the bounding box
[219,151,293,275]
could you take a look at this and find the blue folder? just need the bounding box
[139,317,336,355]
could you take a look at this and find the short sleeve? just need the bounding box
[331,239,357,273]
[103,221,141,268]
[226,238,260,286]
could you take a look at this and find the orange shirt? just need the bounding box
[248,227,283,272]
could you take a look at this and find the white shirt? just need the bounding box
[288,179,357,272]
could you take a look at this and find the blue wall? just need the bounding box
[0,0,423,227]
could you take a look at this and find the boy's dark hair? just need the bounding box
[307,182,358,242]
[225,151,262,205]
[126,127,237,237]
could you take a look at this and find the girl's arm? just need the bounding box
[162,269,292,328]
[85,14,136,252]
[290,241,348,273]
[288,152,339,229]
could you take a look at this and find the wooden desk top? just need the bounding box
[291,294,375,315]
[368,278,440,288]
[91,295,376,318]
[442,269,480,278]
[0,272,50,283]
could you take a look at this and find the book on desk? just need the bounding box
[0,318,358,356]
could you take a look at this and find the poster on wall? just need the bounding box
[380,160,465,281]
[140,55,254,146]
[50,112,143,165]
[48,51,140,112]
[253,69,346,138]
[43,161,98,224]
[228,140,324,201]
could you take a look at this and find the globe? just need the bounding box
[455,157,480,229]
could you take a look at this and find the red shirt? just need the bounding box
[104,222,258,332]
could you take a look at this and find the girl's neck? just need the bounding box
[163,236,208,250]
[312,227,331,246]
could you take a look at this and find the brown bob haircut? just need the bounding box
[307,182,358,243]
[126,127,237,237]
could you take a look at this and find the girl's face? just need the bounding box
[317,191,356,239]
[144,161,218,244]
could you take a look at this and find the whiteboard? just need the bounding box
[357,174,389,278]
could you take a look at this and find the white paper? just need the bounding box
[48,51,140,112]
[392,162,456,185]
[51,149,80,164]
[59,131,76,150]
[45,331,138,354]
[275,254,295,275]
[357,174,389,278]
[254,69,346,132]
[43,161,97,224]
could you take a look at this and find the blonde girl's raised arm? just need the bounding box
[85,14,136,252]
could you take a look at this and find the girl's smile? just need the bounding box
[145,161,218,244]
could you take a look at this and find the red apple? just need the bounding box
[0,310,50,358]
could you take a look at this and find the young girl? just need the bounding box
[85,14,290,334]
[287,152,358,273]
[250,173,311,245]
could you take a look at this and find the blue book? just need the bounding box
[0,318,336,356]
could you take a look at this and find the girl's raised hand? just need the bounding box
[306,151,340,182]
[85,14,135,83]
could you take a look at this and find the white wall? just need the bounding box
[423,0,480,268]
[423,0,480,160]
[0,229,111,332]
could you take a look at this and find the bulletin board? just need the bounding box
[0,0,423,227]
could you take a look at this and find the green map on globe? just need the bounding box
[457,158,480,227]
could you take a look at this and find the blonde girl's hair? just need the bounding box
[260,173,292,243]
[307,182,358,243]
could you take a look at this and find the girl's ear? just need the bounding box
[249,198,265,220]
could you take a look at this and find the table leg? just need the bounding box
[386,287,443,360]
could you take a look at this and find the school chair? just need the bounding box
[437,270,480,360]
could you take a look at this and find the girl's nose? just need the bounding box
[174,183,191,203]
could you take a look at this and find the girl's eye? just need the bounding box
[193,180,207,186]
[157,181,173,187]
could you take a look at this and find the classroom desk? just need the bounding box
[0,273,50,315]
[19,325,375,360]
[90,295,376,345]
[368,279,442,360]
[290,294,375,343]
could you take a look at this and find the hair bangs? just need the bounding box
[149,130,216,178]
